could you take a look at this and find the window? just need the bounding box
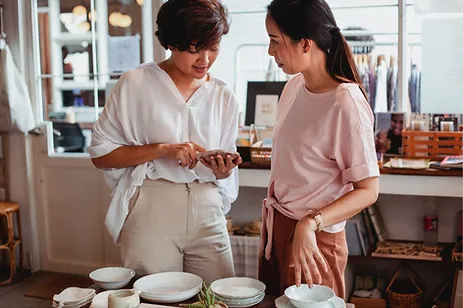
[210,1,431,121]
[35,0,156,152]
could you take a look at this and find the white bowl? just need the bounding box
[89,267,135,290]
[211,277,266,299]
[133,272,202,303]
[284,284,335,308]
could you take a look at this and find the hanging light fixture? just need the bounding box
[109,12,122,27]
[77,21,91,32]
[88,10,97,21]
[118,15,132,28]
[109,12,132,28]
[72,5,87,16]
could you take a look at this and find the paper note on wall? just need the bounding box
[108,35,141,73]
[254,94,278,127]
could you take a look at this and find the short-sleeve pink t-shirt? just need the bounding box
[269,74,380,233]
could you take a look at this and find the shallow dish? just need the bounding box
[134,272,202,303]
[211,277,266,299]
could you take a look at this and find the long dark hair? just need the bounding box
[267,0,367,100]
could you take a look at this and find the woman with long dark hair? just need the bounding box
[259,0,380,299]
[89,0,241,284]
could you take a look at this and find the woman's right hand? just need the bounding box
[290,217,328,287]
[161,142,206,169]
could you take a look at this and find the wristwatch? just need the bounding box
[306,209,324,232]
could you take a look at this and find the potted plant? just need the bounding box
[181,282,228,308]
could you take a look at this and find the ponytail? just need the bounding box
[327,28,368,100]
[267,0,368,101]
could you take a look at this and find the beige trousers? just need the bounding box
[120,179,234,284]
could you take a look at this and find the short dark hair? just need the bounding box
[155,0,230,52]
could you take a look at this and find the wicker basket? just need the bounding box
[386,265,423,308]
[250,146,272,166]
[452,241,462,263]
[402,130,463,160]
[249,124,272,166]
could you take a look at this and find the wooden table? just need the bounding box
[89,284,277,308]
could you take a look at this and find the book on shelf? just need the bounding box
[366,203,388,243]
[346,220,364,256]
[441,155,463,168]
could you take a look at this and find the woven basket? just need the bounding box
[249,124,272,166]
[250,146,272,166]
[386,264,423,308]
[452,241,462,263]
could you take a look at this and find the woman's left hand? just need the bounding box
[290,218,329,287]
[200,154,242,179]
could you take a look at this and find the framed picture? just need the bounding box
[375,112,406,155]
[245,81,287,127]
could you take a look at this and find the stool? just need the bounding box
[0,202,23,285]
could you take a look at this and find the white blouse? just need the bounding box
[88,63,239,244]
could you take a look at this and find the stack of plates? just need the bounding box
[211,277,266,308]
[133,272,202,303]
[53,287,96,308]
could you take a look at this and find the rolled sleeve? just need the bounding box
[88,78,128,159]
[335,95,380,184]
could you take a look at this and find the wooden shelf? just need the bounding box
[348,242,461,266]
[239,161,462,177]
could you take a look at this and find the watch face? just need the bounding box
[307,209,318,217]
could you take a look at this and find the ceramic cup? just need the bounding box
[252,220,262,232]
[226,217,233,230]
[108,289,140,308]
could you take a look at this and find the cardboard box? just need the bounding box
[349,297,387,308]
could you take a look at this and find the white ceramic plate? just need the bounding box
[134,272,202,303]
[218,292,265,308]
[216,291,264,304]
[53,287,96,304]
[275,295,346,308]
[211,277,266,299]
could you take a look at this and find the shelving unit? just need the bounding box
[45,0,155,123]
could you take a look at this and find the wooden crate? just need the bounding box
[402,130,463,160]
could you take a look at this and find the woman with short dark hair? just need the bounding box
[89,0,241,283]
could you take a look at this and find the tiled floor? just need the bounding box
[0,272,52,308]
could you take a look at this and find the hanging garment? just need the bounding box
[0,44,36,133]
[374,60,388,113]
[387,64,398,112]
[409,64,419,112]
[368,65,376,112]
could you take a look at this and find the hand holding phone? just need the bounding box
[198,149,242,176]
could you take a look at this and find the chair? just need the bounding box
[0,202,23,285]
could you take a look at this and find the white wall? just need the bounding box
[2,0,41,272]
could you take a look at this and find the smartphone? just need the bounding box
[197,150,241,162]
